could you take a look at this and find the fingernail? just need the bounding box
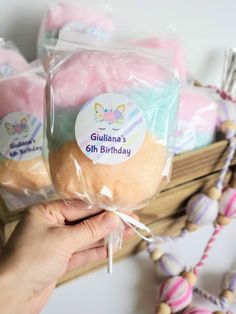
[101,212,119,231]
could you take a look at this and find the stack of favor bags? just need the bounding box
[0,0,235,221]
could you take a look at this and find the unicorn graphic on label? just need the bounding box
[94,103,125,131]
[5,117,29,138]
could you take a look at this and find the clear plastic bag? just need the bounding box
[37,1,114,58]
[174,86,218,154]
[217,98,236,127]
[45,38,180,212]
[0,65,54,211]
[132,35,188,81]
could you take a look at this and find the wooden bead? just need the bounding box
[217,214,231,226]
[221,120,236,134]
[156,303,171,314]
[150,249,163,262]
[193,80,203,87]
[213,312,224,314]
[229,173,236,189]
[186,222,199,232]
[221,289,234,303]
[182,271,197,286]
[231,180,236,189]
[230,172,236,188]
[206,186,222,200]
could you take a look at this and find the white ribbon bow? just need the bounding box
[106,207,154,273]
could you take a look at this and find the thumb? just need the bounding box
[66,212,120,251]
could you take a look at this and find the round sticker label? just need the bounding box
[62,21,87,32]
[0,63,14,77]
[0,112,43,161]
[61,21,107,38]
[75,93,146,165]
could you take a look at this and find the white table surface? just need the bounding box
[42,220,236,314]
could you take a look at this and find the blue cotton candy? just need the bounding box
[49,106,79,150]
[51,78,179,151]
[123,78,179,147]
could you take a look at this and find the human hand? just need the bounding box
[0,200,134,314]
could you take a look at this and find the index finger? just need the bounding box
[54,200,103,222]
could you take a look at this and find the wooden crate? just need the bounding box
[0,139,234,224]
[0,139,235,283]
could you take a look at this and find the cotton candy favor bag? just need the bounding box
[37,1,114,58]
[45,36,180,271]
[0,41,52,210]
[45,37,179,209]
[0,38,30,75]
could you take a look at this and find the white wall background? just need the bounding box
[0,0,236,85]
[43,222,236,314]
[1,1,236,313]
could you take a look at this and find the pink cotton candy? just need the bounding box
[45,2,114,33]
[134,37,188,80]
[174,86,218,154]
[0,41,44,119]
[51,50,170,108]
[0,73,45,119]
[0,46,29,74]
[179,87,217,132]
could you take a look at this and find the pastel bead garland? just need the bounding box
[150,116,236,312]
[185,118,236,232]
